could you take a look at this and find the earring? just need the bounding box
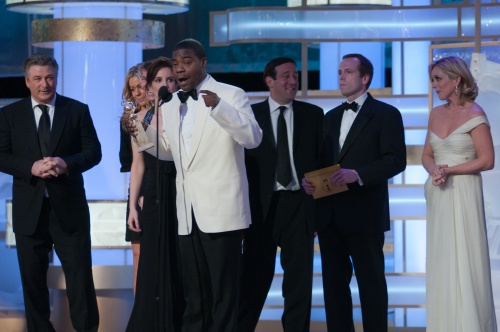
[455,85,459,97]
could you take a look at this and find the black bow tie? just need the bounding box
[342,102,358,112]
[178,89,198,103]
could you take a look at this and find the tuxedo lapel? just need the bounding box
[163,95,186,167]
[291,100,304,152]
[337,96,375,162]
[22,98,43,157]
[189,101,209,161]
[186,79,212,167]
[330,108,343,163]
[254,101,275,150]
[50,94,69,156]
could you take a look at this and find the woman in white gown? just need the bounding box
[422,56,497,332]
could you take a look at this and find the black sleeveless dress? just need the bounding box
[126,114,184,331]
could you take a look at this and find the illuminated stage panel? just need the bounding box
[6,0,189,15]
[264,274,426,308]
[379,97,429,128]
[227,7,458,41]
[461,6,500,38]
[389,186,426,220]
[6,200,129,248]
[211,4,500,45]
[403,165,430,185]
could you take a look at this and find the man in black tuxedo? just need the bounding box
[0,53,101,331]
[303,54,406,332]
[238,57,324,331]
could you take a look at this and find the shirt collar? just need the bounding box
[31,95,56,110]
[268,97,292,114]
[346,92,368,109]
[193,74,210,93]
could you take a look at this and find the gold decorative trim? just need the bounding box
[32,18,165,49]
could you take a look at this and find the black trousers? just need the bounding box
[178,212,243,332]
[15,198,99,332]
[318,223,387,332]
[238,190,314,332]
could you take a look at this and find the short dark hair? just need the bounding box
[263,57,296,81]
[23,53,59,79]
[139,59,154,76]
[146,56,173,87]
[173,38,206,60]
[342,53,374,89]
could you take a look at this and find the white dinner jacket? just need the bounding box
[145,74,263,235]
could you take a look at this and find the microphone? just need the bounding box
[158,86,172,106]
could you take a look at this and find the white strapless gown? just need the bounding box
[425,115,497,332]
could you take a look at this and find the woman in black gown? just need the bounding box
[126,57,183,332]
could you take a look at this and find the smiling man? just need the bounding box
[0,53,101,332]
[140,39,263,332]
[238,57,324,332]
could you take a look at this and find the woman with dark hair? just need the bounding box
[422,56,497,331]
[126,57,183,332]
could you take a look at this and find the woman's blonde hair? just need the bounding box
[429,56,478,105]
[120,64,152,130]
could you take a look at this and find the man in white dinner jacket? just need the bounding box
[139,38,262,332]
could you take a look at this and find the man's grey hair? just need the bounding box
[23,53,59,79]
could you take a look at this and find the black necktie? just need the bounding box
[178,89,198,103]
[37,104,50,157]
[342,101,358,112]
[276,106,292,187]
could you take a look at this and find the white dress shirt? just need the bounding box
[339,92,368,149]
[180,75,209,157]
[32,96,56,129]
[31,96,56,197]
[339,92,367,186]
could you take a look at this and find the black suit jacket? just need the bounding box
[0,94,102,235]
[245,99,324,232]
[314,93,406,234]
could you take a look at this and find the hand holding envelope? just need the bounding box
[303,164,349,199]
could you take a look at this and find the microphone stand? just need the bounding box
[153,87,173,331]
[154,95,161,332]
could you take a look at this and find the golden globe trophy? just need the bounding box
[122,100,154,152]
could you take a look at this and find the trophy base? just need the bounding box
[137,143,155,153]
[132,121,154,152]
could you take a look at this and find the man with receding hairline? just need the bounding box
[238,57,324,332]
[303,53,406,332]
[0,53,101,332]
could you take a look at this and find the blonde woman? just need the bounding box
[119,64,152,295]
[422,56,496,332]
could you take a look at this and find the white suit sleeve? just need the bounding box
[210,87,262,149]
[144,125,173,161]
